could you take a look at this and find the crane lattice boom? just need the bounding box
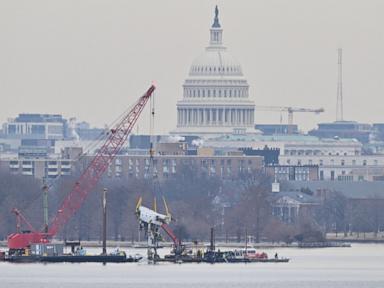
[255,105,324,134]
[8,85,155,249]
[49,85,155,236]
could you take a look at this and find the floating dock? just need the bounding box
[160,249,290,264]
[5,254,141,263]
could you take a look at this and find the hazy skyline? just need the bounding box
[1,0,384,134]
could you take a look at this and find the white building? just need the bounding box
[202,133,384,181]
[204,134,363,157]
[3,114,66,140]
[172,6,256,137]
[279,154,384,181]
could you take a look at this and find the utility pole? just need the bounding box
[336,48,344,121]
[210,227,215,252]
[102,188,107,255]
[42,182,49,234]
[245,228,248,254]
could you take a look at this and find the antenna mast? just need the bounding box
[336,48,344,121]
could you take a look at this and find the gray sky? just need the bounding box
[1,0,384,134]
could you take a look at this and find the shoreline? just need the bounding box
[2,233,384,249]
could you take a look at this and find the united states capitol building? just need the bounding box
[1,7,384,183]
[171,7,256,137]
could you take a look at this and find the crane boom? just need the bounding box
[161,223,181,247]
[12,208,37,234]
[8,84,155,250]
[255,106,324,114]
[48,84,155,236]
[255,105,324,134]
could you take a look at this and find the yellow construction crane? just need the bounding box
[255,106,325,134]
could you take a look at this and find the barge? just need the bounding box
[5,242,142,263]
[161,248,290,264]
[6,254,141,263]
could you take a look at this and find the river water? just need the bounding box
[1,243,384,288]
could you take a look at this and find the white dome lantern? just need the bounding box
[171,6,256,137]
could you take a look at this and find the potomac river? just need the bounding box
[1,243,384,288]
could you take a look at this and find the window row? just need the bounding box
[184,88,248,98]
[286,159,380,166]
[284,150,360,156]
[191,65,241,74]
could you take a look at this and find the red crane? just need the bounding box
[161,223,183,253]
[8,84,156,252]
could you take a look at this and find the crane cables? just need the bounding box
[43,100,137,190]
[19,96,141,218]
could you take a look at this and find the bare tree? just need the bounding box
[224,170,272,243]
[315,190,348,236]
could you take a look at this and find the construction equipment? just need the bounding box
[8,209,49,254]
[135,196,184,262]
[255,106,324,134]
[7,84,156,254]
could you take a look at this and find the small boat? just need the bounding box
[233,248,268,260]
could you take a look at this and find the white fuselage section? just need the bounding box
[138,206,170,226]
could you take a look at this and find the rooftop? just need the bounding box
[268,191,320,204]
[209,134,360,143]
[287,181,384,200]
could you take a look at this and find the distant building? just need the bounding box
[241,147,280,165]
[0,153,263,180]
[1,158,74,179]
[372,123,384,142]
[279,154,384,181]
[76,127,105,141]
[255,124,298,135]
[202,133,384,181]
[17,139,55,158]
[129,135,199,150]
[288,180,384,200]
[0,139,264,180]
[0,143,9,152]
[269,191,320,224]
[287,181,384,234]
[265,165,319,181]
[309,121,371,143]
[366,125,384,154]
[2,113,67,140]
[203,134,363,157]
[172,6,256,137]
[105,154,264,180]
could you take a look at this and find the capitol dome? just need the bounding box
[189,49,243,77]
[172,6,256,137]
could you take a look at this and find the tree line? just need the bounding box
[1,166,384,243]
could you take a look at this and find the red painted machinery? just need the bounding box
[7,85,156,254]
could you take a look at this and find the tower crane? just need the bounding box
[255,106,324,134]
[7,84,156,254]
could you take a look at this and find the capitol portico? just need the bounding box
[172,6,256,137]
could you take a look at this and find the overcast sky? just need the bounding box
[1,0,384,134]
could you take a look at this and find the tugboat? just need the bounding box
[230,249,289,263]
